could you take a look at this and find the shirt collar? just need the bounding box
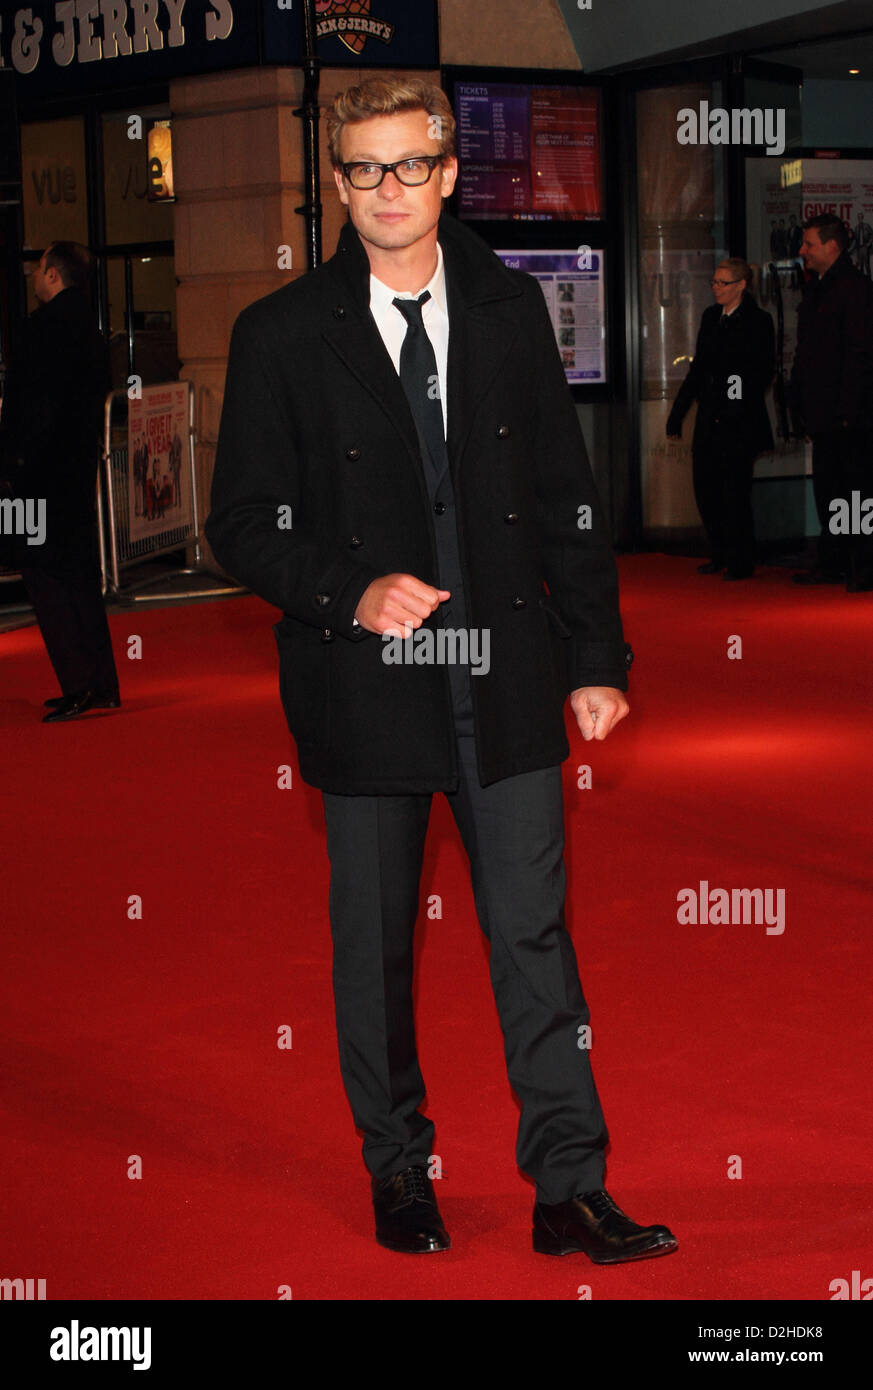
[370,240,446,318]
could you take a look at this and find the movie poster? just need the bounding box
[127,383,191,544]
[801,159,873,279]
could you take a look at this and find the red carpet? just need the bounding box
[2,555,871,1300]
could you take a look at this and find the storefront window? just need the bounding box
[103,107,173,248]
[20,117,88,308]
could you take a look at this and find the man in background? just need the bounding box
[791,215,873,592]
[789,216,873,592]
[0,240,120,718]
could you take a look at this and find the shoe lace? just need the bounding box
[397,1166,429,1205]
[579,1189,626,1223]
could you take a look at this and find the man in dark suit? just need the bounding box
[206,77,676,1264]
[0,240,120,719]
[791,214,873,591]
[667,258,774,579]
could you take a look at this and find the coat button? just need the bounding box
[349,536,363,549]
[511,596,526,609]
[315,593,331,606]
[320,627,335,642]
[333,306,346,320]
[433,501,446,515]
[504,512,519,524]
[496,423,511,438]
[346,446,361,461]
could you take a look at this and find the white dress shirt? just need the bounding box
[369,240,449,439]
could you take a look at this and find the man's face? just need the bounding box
[800,227,839,275]
[333,109,457,259]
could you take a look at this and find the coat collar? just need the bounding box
[330,209,523,311]
[817,251,853,286]
[321,211,525,473]
[33,284,92,324]
[717,289,755,322]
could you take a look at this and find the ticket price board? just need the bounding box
[456,81,603,222]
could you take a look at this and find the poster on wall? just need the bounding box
[127,383,191,544]
[495,249,606,384]
[801,159,873,279]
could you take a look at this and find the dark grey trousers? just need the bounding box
[21,551,119,698]
[321,722,609,1205]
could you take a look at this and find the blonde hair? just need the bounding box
[326,76,456,167]
[718,257,755,292]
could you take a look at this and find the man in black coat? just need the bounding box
[667,259,774,579]
[0,241,120,719]
[207,77,676,1264]
[791,214,873,590]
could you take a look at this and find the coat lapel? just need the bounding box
[441,215,523,475]
[318,213,524,483]
[445,292,520,474]
[319,220,424,467]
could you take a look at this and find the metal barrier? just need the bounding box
[2,379,241,605]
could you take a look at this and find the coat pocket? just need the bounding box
[538,595,573,698]
[273,616,331,752]
[538,595,573,639]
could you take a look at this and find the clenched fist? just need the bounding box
[570,686,629,742]
[355,573,450,638]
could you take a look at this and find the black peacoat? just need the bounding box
[790,252,873,435]
[668,291,775,456]
[0,285,110,569]
[205,211,631,794]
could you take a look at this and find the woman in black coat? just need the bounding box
[667,258,775,579]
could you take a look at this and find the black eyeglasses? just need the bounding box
[711,277,743,287]
[341,157,443,190]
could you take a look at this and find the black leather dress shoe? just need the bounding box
[697,561,723,574]
[44,689,121,710]
[533,1189,677,1263]
[371,1166,450,1253]
[42,691,102,723]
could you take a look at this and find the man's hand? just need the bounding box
[570,686,629,742]
[355,573,450,637]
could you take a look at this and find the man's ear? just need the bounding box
[439,157,458,200]
[333,166,349,206]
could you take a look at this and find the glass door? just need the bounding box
[636,74,729,541]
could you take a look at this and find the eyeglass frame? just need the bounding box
[710,276,744,286]
[340,156,444,190]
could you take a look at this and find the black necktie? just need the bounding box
[392,291,447,488]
